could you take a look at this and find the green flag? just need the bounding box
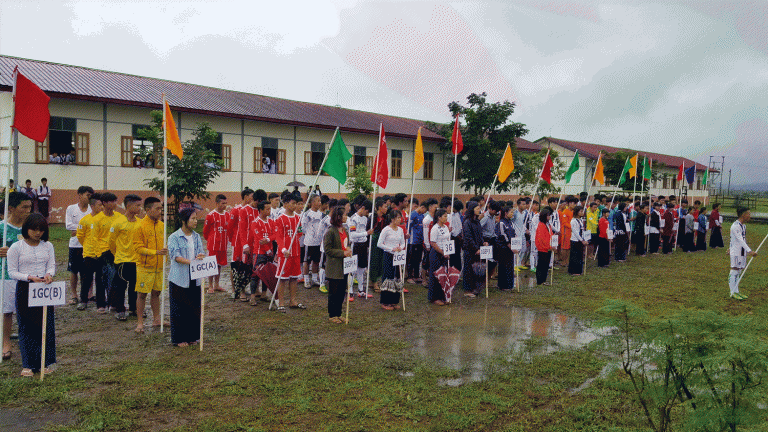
[564,150,579,184]
[322,129,352,184]
[702,168,708,186]
[641,156,652,180]
[618,157,633,186]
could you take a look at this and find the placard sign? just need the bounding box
[607,229,614,240]
[480,246,493,260]
[28,282,66,307]
[644,225,649,235]
[693,222,699,231]
[441,240,455,256]
[660,219,665,228]
[392,250,407,266]
[189,255,220,280]
[550,235,559,248]
[673,222,679,231]
[343,255,358,274]
[583,230,592,241]
[510,237,523,251]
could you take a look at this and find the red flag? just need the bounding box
[540,150,554,184]
[12,68,51,142]
[451,114,463,155]
[371,123,388,188]
[677,162,684,181]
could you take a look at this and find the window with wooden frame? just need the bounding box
[253,147,262,172]
[44,116,77,163]
[75,132,90,165]
[305,142,326,175]
[221,144,232,171]
[366,156,374,174]
[277,149,287,174]
[423,152,434,180]
[662,176,668,189]
[671,179,677,190]
[121,136,134,167]
[390,149,402,178]
[35,139,49,164]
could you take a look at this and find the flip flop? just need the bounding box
[134,327,144,333]
[289,304,307,309]
[277,306,288,313]
[2,351,11,360]
[20,369,33,377]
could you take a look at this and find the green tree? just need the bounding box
[346,163,373,201]
[140,110,222,228]
[602,151,639,192]
[425,92,557,196]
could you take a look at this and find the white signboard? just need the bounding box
[550,235,559,248]
[392,250,407,266]
[480,245,493,260]
[28,282,66,307]
[343,255,358,275]
[583,231,592,241]
[606,229,614,240]
[441,240,456,256]
[660,219,665,228]
[189,256,220,280]
[719,216,723,225]
[644,225,649,235]
[673,222,679,231]
[693,222,699,231]
[510,237,523,251]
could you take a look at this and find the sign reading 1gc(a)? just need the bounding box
[28,282,66,307]
[190,256,220,280]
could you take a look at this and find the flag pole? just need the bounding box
[482,175,498,213]
[403,130,419,284]
[365,123,383,299]
[269,128,338,311]
[0,68,18,364]
[161,94,168,333]
[736,233,768,286]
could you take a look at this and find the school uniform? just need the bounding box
[568,218,586,275]
[683,213,695,252]
[348,212,369,292]
[462,217,484,295]
[274,213,301,280]
[632,211,646,256]
[495,216,516,290]
[535,221,552,285]
[167,229,204,345]
[377,225,405,305]
[709,209,724,248]
[613,211,629,261]
[661,211,675,254]
[648,210,661,254]
[108,214,140,314]
[407,211,424,280]
[449,211,463,270]
[597,217,610,267]
[203,210,231,267]
[428,223,451,302]
[696,214,708,251]
[36,185,51,218]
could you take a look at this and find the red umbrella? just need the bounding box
[254,261,278,300]
[434,265,460,303]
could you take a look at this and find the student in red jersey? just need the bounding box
[274,192,305,313]
[227,188,255,300]
[535,208,553,286]
[245,201,274,304]
[203,194,230,293]
[597,208,611,267]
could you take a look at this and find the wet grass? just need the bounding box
[1,223,767,431]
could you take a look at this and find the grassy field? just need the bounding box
[1,223,768,431]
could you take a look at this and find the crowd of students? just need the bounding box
[0,185,757,378]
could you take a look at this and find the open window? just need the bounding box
[259,137,279,174]
[305,142,326,175]
[40,117,76,164]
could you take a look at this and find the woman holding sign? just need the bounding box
[377,209,405,310]
[323,206,352,324]
[167,208,206,347]
[428,209,451,305]
[495,205,517,292]
[7,214,56,377]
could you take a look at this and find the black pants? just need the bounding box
[568,241,584,275]
[496,248,514,290]
[633,234,646,256]
[407,244,423,279]
[696,231,707,251]
[16,282,56,370]
[483,237,497,274]
[169,281,201,345]
[536,251,551,285]
[37,199,49,218]
[684,233,695,252]
[110,262,137,313]
[597,237,610,267]
[614,235,628,261]
[462,251,481,294]
[710,227,724,248]
[662,235,673,254]
[649,234,660,254]
[80,254,113,307]
[449,236,463,270]
[427,249,446,302]
[327,276,347,318]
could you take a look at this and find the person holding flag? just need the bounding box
[728,208,757,300]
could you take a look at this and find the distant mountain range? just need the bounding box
[729,183,768,192]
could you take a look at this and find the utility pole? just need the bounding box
[727,169,731,195]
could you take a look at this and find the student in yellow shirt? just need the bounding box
[585,201,600,257]
[132,197,167,333]
[76,194,103,310]
[109,194,143,321]
[92,192,122,313]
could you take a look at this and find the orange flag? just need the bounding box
[593,152,605,186]
[497,143,514,183]
[163,99,183,159]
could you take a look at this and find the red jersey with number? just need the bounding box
[247,217,274,256]
[203,210,230,252]
[275,213,301,259]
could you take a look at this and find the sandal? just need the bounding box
[328,317,343,324]
[207,289,215,294]
[2,351,11,360]
[134,326,145,333]
[289,304,307,309]
[20,369,33,377]
[277,306,287,313]
[381,305,394,311]
[43,367,54,374]
[68,297,77,305]
[249,299,259,306]
[464,293,476,298]
[177,342,189,347]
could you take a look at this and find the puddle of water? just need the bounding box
[408,298,607,386]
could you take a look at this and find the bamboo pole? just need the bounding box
[40,305,47,381]
[0,70,18,365]
[365,124,383,299]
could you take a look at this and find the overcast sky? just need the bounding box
[1,0,765,186]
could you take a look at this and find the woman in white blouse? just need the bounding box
[7,214,56,377]
[377,209,405,310]
[568,206,588,276]
[428,209,451,305]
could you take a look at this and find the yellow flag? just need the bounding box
[629,153,638,178]
[497,143,515,183]
[413,127,424,173]
[164,99,183,159]
[593,152,605,186]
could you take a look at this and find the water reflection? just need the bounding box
[409,300,605,385]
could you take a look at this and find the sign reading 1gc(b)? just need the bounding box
[190,256,220,280]
[28,282,66,307]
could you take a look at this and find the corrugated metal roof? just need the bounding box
[536,137,710,172]
[0,55,445,142]
[515,137,540,153]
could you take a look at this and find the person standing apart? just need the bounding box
[108,194,142,321]
[167,208,206,346]
[132,197,168,332]
[0,192,33,360]
[728,208,757,300]
[7,214,56,377]
[377,209,405,310]
[36,178,51,220]
[323,206,352,323]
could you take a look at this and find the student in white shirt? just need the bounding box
[65,186,94,305]
[428,209,451,306]
[301,195,325,288]
[348,200,373,297]
[568,206,588,276]
[728,208,758,300]
[377,209,405,310]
